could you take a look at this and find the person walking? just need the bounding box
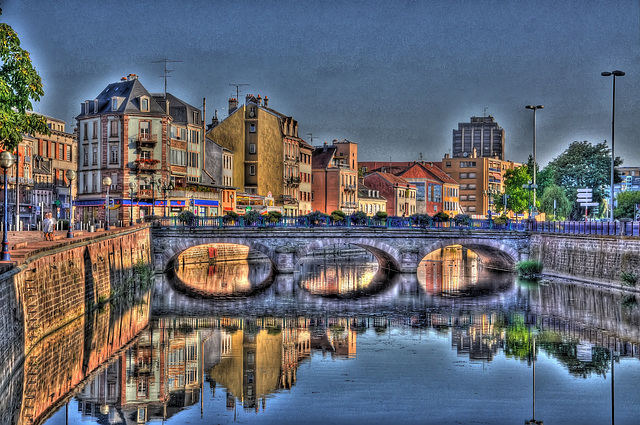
[48,213,57,240]
[42,213,52,241]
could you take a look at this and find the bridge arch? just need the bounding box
[157,237,278,272]
[293,237,403,272]
[418,237,519,271]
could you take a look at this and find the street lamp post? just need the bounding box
[525,105,543,216]
[1,151,15,261]
[522,180,538,220]
[129,182,137,226]
[601,70,625,221]
[160,179,174,217]
[102,176,112,231]
[150,177,157,216]
[66,170,76,238]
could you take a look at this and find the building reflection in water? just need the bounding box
[417,245,513,297]
[296,249,387,297]
[170,243,274,297]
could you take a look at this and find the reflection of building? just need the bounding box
[451,313,504,361]
[297,254,379,296]
[418,246,480,295]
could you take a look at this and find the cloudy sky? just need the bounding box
[3,0,639,166]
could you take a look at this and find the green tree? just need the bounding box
[0,10,50,150]
[539,184,571,220]
[540,141,622,220]
[493,166,531,217]
[614,191,640,219]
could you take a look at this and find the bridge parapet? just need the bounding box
[152,227,531,274]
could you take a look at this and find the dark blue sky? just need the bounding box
[4,0,639,166]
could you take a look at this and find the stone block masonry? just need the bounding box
[530,233,640,287]
[0,226,152,397]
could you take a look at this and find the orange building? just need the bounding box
[311,140,359,214]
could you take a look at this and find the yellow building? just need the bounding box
[357,184,387,216]
[441,153,520,218]
[206,95,310,216]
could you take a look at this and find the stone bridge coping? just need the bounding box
[152,227,531,273]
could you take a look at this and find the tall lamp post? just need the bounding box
[160,179,174,217]
[149,177,157,216]
[102,176,112,231]
[128,182,136,226]
[66,170,76,238]
[525,105,543,216]
[522,180,538,220]
[1,151,15,261]
[601,70,625,221]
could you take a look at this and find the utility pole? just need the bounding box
[229,83,249,100]
[152,59,182,94]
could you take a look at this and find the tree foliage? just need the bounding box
[539,184,571,220]
[539,141,622,219]
[0,11,50,150]
[614,190,640,219]
[493,166,531,216]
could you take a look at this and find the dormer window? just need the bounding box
[112,97,118,110]
[141,97,149,112]
[93,99,98,112]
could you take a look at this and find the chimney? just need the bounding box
[257,94,262,106]
[264,96,269,107]
[127,73,138,81]
[228,97,238,115]
[121,77,127,81]
[323,141,328,152]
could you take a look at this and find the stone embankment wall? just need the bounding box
[0,226,152,397]
[529,233,640,287]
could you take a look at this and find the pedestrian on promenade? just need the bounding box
[48,213,57,240]
[43,213,52,241]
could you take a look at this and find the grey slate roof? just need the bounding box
[76,77,167,118]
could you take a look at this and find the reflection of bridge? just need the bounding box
[152,227,531,273]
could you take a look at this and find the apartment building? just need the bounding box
[311,140,359,215]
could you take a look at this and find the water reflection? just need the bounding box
[170,260,274,297]
[297,251,391,297]
[418,245,514,297]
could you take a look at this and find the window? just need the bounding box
[140,121,150,138]
[249,143,256,154]
[468,172,477,178]
[110,120,118,137]
[141,98,149,111]
[112,98,118,110]
[170,149,186,166]
[249,165,256,175]
[92,122,97,139]
[190,129,199,143]
[67,146,72,161]
[468,195,476,201]
[460,173,468,179]
[468,184,476,189]
[180,128,186,140]
[83,123,88,140]
[83,149,88,166]
[110,146,118,164]
[250,123,256,133]
[59,144,64,160]
[92,147,98,165]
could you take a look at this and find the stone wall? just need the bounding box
[530,233,640,287]
[0,226,152,396]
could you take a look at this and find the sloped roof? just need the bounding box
[152,92,202,125]
[76,76,167,118]
[422,162,458,185]
[312,146,337,169]
[371,172,415,187]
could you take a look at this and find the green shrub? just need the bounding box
[434,211,450,222]
[375,211,388,220]
[267,210,282,223]
[223,211,239,222]
[178,210,195,224]
[306,211,329,226]
[244,210,261,225]
[351,211,368,225]
[410,213,432,227]
[493,214,508,225]
[454,214,472,226]
[620,270,638,287]
[330,210,346,223]
[516,260,544,279]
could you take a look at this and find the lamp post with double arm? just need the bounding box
[601,70,625,221]
[103,176,112,230]
[129,182,136,226]
[525,105,543,216]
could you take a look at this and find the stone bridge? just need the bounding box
[151,226,531,273]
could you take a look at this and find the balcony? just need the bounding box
[133,159,160,172]
[285,176,301,187]
[344,184,357,192]
[135,133,157,149]
[137,189,154,199]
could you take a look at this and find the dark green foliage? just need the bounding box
[614,191,640,219]
[306,210,329,226]
[244,210,261,225]
[267,210,282,223]
[223,211,239,222]
[516,260,544,279]
[375,211,388,220]
[539,184,572,220]
[330,209,346,223]
[410,213,432,227]
[350,210,368,225]
[454,214,472,226]
[177,210,195,224]
[620,270,638,287]
[433,211,450,222]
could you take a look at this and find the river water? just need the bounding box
[7,245,640,425]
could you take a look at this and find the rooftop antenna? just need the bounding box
[229,83,250,101]
[152,59,182,95]
[483,106,488,117]
[307,133,313,143]
[419,152,423,161]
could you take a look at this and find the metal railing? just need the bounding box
[532,220,640,237]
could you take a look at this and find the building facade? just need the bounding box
[362,172,416,217]
[206,95,310,216]
[311,140,359,215]
[75,74,221,225]
[452,116,505,160]
[357,184,386,216]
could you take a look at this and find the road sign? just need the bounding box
[577,188,592,194]
[579,202,599,207]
